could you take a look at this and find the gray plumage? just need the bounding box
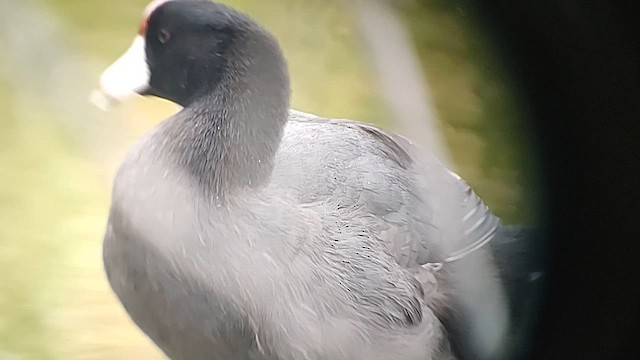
[100,1,510,359]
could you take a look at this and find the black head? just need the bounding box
[143,1,254,105]
[92,0,289,110]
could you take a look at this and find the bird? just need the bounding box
[90,1,542,359]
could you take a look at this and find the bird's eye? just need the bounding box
[158,29,171,44]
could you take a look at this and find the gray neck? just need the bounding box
[163,30,290,199]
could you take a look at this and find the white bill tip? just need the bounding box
[90,36,150,110]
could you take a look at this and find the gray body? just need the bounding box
[105,111,506,360]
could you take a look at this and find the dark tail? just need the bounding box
[490,225,547,360]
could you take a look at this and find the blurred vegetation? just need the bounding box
[0,0,539,359]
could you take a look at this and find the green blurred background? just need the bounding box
[0,0,540,358]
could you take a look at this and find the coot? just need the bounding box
[91,1,515,359]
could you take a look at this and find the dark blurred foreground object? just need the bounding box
[458,0,640,358]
